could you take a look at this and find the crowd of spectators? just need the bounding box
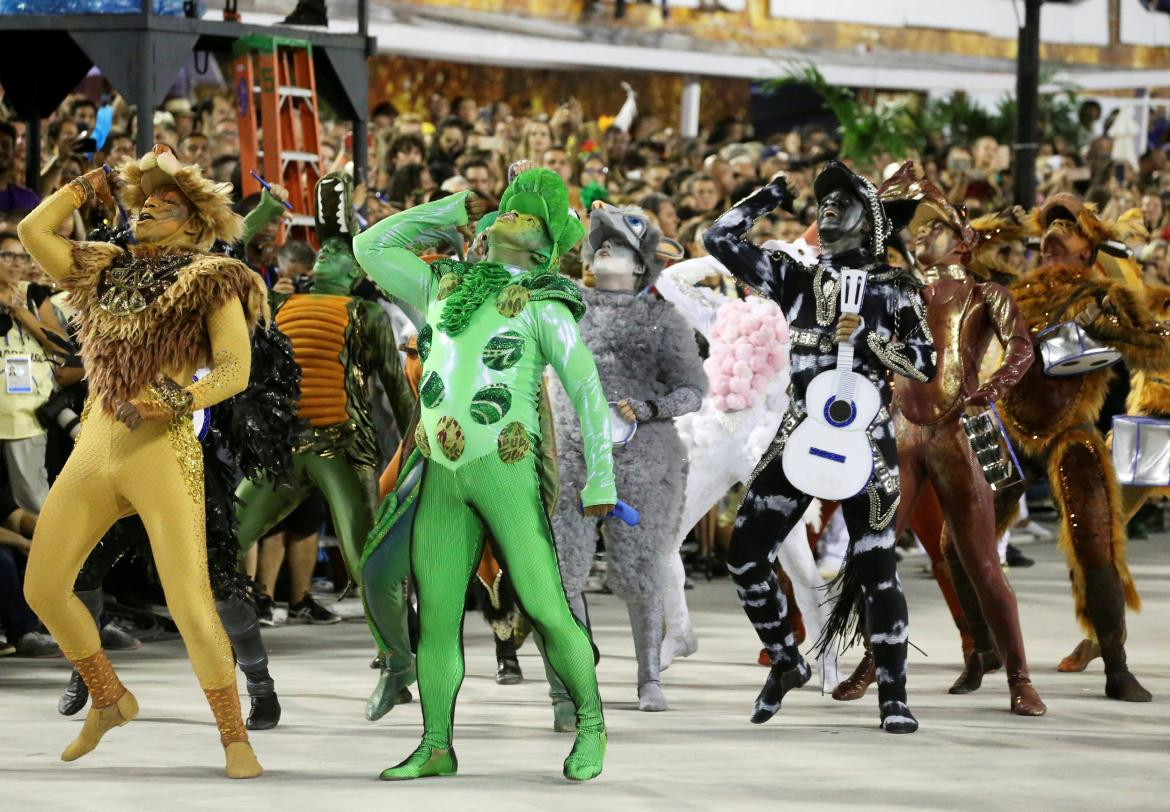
[2,73,1170,658]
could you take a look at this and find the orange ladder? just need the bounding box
[232,34,322,244]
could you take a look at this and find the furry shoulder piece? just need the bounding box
[119,157,243,249]
[69,241,268,412]
[1010,261,1106,332]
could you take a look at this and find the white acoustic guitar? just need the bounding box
[781,269,879,500]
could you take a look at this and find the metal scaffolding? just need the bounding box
[0,3,371,189]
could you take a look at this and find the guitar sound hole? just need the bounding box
[828,399,853,424]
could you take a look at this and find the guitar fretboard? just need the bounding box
[834,269,867,403]
[835,342,856,401]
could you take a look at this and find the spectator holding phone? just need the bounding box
[0,122,38,214]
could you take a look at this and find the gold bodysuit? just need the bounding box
[18,183,265,758]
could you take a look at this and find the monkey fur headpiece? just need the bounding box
[118,144,243,251]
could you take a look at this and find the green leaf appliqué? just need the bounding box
[482,330,525,371]
[420,371,445,408]
[496,284,531,318]
[417,324,433,363]
[437,272,462,300]
[414,422,431,458]
[470,384,512,425]
[435,415,465,461]
[496,421,532,464]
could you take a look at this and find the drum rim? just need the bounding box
[608,400,638,448]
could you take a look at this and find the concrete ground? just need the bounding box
[1,531,1166,811]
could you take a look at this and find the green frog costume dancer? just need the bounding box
[234,173,415,719]
[355,167,615,782]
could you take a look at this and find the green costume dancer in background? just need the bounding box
[355,168,615,782]
[234,174,415,718]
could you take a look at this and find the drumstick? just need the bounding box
[250,170,295,210]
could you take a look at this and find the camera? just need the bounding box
[36,388,83,441]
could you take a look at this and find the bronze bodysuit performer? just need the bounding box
[884,166,1045,715]
[19,146,268,777]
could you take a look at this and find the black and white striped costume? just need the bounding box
[704,178,935,732]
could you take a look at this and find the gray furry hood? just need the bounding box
[583,204,667,288]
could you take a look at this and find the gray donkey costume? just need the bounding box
[545,204,706,718]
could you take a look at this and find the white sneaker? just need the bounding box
[818,555,843,580]
[1013,520,1052,542]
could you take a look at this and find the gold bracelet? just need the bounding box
[148,377,194,416]
[68,174,96,207]
[65,178,92,208]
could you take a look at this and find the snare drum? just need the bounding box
[1112,415,1170,487]
[608,401,638,448]
[1037,321,1121,377]
[960,406,1023,491]
[191,367,211,441]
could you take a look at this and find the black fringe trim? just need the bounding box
[812,549,867,659]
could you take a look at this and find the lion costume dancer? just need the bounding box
[19,147,266,777]
[1060,283,1170,674]
[705,164,936,733]
[655,252,839,689]
[544,203,706,717]
[999,194,1166,702]
[356,168,615,781]
[878,164,1046,715]
[233,172,415,721]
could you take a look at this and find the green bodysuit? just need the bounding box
[233,235,416,720]
[355,187,615,782]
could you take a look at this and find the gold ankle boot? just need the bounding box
[62,650,137,762]
[224,741,263,779]
[205,684,263,779]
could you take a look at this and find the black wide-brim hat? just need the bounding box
[812,160,892,259]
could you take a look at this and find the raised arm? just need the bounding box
[534,301,616,509]
[18,187,87,283]
[241,189,288,246]
[354,192,472,312]
[703,178,799,303]
[654,255,727,339]
[859,282,936,383]
[1084,281,1170,373]
[20,167,124,286]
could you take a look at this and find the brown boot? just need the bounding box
[205,684,263,778]
[1056,638,1100,672]
[949,649,999,694]
[61,650,138,761]
[1083,566,1152,703]
[1008,674,1047,716]
[831,650,875,701]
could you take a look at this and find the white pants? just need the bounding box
[3,434,49,512]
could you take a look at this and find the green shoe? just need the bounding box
[562,724,606,781]
[365,662,416,721]
[379,744,458,781]
[552,698,577,733]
